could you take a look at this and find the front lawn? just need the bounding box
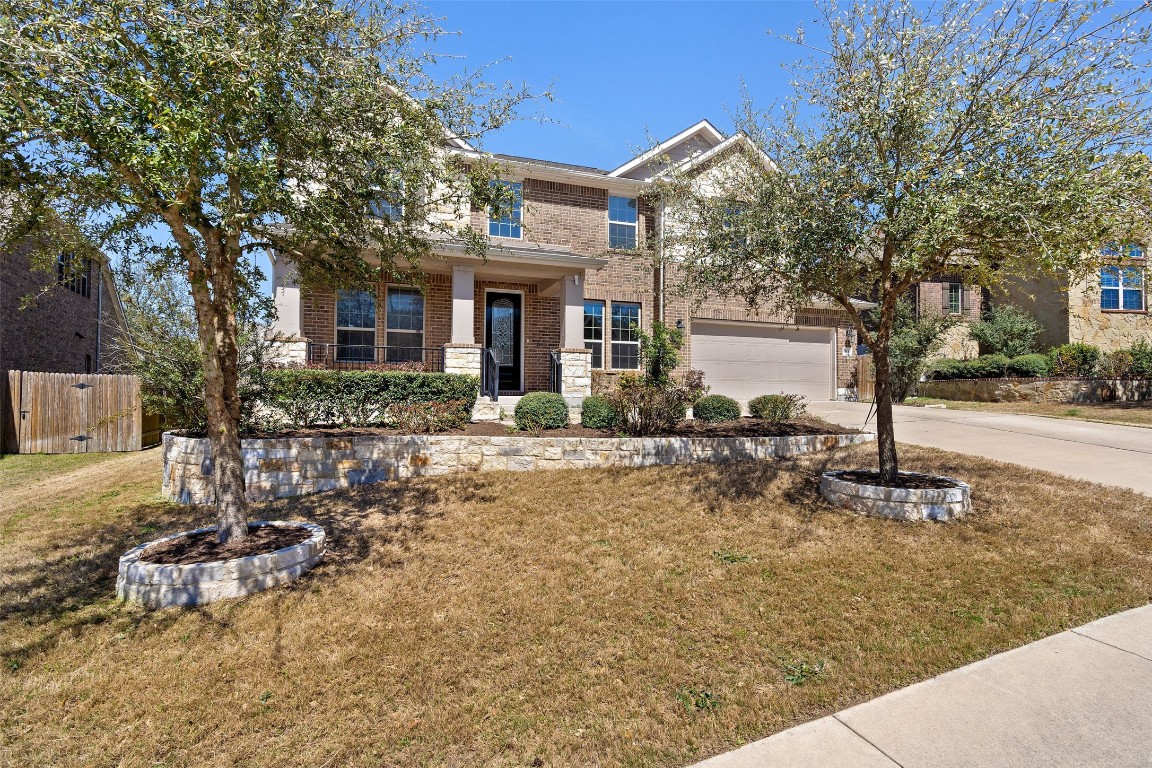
[902,397,1152,427]
[2,446,1150,767]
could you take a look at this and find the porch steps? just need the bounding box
[471,395,522,422]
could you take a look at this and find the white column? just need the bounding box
[271,256,302,339]
[560,273,584,350]
[451,265,475,344]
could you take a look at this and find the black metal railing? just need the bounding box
[480,348,499,402]
[306,343,444,372]
[548,350,563,395]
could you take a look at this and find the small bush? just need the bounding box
[1096,350,1134,379]
[1050,344,1100,377]
[969,305,1043,357]
[580,394,618,430]
[390,400,470,433]
[607,372,704,436]
[694,394,741,423]
[749,393,808,422]
[514,392,568,433]
[1005,354,1052,378]
[928,354,1012,380]
[1128,339,1152,377]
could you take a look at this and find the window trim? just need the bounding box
[1099,265,1146,313]
[609,301,642,371]
[335,288,377,362]
[488,180,523,240]
[946,282,964,315]
[583,299,605,369]
[608,195,638,250]
[384,284,427,358]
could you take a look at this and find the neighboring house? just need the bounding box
[270,120,872,404]
[1,238,130,374]
[911,277,982,360]
[997,246,1151,352]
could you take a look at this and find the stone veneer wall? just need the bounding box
[163,431,875,505]
[918,377,1152,403]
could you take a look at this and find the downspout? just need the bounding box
[657,189,666,323]
[95,262,103,372]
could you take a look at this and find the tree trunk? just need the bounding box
[871,342,900,484]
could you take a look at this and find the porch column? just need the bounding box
[268,253,307,365]
[560,273,584,350]
[451,265,475,344]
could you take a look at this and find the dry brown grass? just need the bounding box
[2,444,1151,768]
[904,397,1152,427]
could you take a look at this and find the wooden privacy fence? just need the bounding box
[856,354,876,402]
[2,370,162,454]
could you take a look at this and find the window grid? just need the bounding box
[386,286,425,361]
[583,300,605,369]
[610,302,641,370]
[488,181,522,239]
[608,196,637,250]
[56,253,91,298]
[947,283,963,315]
[1100,267,1145,312]
[336,289,377,361]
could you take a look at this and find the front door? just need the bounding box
[485,292,522,393]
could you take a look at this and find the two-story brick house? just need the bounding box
[269,120,871,409]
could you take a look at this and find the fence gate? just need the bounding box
[3,371,147,454]
[856,354,876,402]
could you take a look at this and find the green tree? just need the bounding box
[969,305,1043,358]
[882,300,956,402]
[1,0,533,540]
[659,0,1152,482]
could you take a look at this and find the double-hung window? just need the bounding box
[608,196,638,249]
[336,290,376,361]
[610,302,641,370]
[1100,267,1145,311]
[57,253,91,298]
[946,283,963,315]
[488,181,522,239]
[385,286,425,362]
[583,300,605,369]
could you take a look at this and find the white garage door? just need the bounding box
[691,321,834,401]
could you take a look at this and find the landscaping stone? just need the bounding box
[163,430,876,504]
[116,520,326,609]
[919,377,1152,404]
[820,469,970,522]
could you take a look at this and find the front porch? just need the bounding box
[269,244,603,405]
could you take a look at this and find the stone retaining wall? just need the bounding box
[918,377,1152,404]
[163,430,875,505]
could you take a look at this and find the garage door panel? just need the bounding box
[691,321,833,401]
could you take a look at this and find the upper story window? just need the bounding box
[1100,267,1145,311]
[488,181,522,239]
[1101,242,1144,260]
[946,283,964,315]
[57,253,91,298]
[336,289,376,361]
[385,286,425,361]
[583,300,605,369]
[610,302,641,370]
[608,196,638,249]
[370,190,403,221]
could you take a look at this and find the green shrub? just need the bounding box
[262,369,479,428]
[883,299,957,401]
[1096,350,1134,379]
[514,392,568,433]
[969,305,1043,357]
[390,400,470,433]
[1128,339,1152,377]
[929,354,1012,380]
[607,371,704,436]
[694,394,741,423]
[1050,344,1100,377]
[580,394,618,430]
[749,393,808,422]
[1005,354,1052,378]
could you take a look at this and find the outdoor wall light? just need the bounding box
[675,318,684,330]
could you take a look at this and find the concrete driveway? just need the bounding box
[808,401,1152,496]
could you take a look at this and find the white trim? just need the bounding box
[608,119,727,178]
[453,149,647,194]
[484,288,526,393]
[608,300,642,372]
[487,180,523,241]
[383,283,427,352]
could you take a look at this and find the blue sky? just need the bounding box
[421,1,824,169]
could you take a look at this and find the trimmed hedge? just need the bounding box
[693,394,741,423]
[1050,343,1100,377]
[1005,353,1052,378]
[262,369,479,428]
[514,392,568,433]
[748,393,808,423]
[580,394,618,430]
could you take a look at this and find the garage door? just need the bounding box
[691,321,833,401]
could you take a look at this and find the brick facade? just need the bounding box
[1,241,127,374]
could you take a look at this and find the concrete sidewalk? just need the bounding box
[691,605,1152,768]
[807,401,1152,495]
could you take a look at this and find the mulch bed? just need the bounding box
[833,469,962,490]
[239,417,855,440]
[140,525,311,565]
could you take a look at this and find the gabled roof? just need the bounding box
[608,119,727,179]
[491,153,609,175]
[666,131,777,176]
